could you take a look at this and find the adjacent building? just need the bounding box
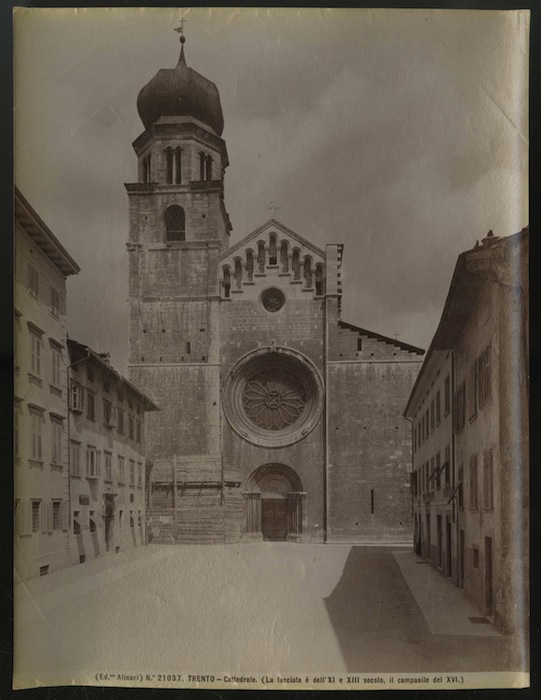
[405,228,529,634]
[127,35,425,545]
[14,188,80,580]
[67,340,159,565]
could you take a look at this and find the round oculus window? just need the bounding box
[223,347,324,448]
[261,287,285,313]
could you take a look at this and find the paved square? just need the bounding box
[14,545,522,688]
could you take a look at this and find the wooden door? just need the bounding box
[261,498,288,541]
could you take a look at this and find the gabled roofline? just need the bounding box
[338,320,425,355]
[67,339,160,412]
[15,187,81,276]
[220,218,326,261]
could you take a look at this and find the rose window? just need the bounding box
[223,348,324,448]
[242,367,306,430]
[261,288,285,312]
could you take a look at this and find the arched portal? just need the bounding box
[243,464,306,542]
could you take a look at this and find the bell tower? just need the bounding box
[126,29,232,542]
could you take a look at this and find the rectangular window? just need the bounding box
[51,345,62,388]
[469,454,478,510]
[71,441,81,476]
[458,465,464,509]
[424,410,429,441]
[483,448,494,510]
[29,410,43,461]
[103,400,116,428]
[117,408,125,435]
[30,330,41,377]
[104,452,112,481]
[136,419,142,444]
[119,509,124,531]
[87,391,95,421]
[473,546,479,569]
[70,383,84,412]
[468,361,477,420]
[435,451,441,490]
[137,462,143,488]
[103,377,110,393]
[478,344,492,407]
[128,415,134,440]
[51,419,63,464]
[129,459,135,487]
[31,501,41,533]
[86,447,100,478]
[444,374,451,416]
[27,263,39,297]
[118,456,125,484]
[430,399,435,433]
[50,286,60,316]
[429,456,435,491]
[435,390,441,426]
[130,510,134,528]
[52,500,62,530]
[444,444,451,485]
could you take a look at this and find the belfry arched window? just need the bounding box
[164,205,185,242]
[166,147,182,184]
[142,154,152,184]
[200,153,214,181]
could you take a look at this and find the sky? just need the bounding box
[14,7,529,373]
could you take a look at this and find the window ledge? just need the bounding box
[29,459,44,468]
[50,462,64,471]
[50,385,62,397]
[28,374,43,387]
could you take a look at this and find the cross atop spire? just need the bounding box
[174,16,187,43]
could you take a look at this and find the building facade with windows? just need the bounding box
[405,228,529,634]
[14,188,80,580]
[67,340,159,564]
[127,36,425,545]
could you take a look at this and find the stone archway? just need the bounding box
[243,464,306,542]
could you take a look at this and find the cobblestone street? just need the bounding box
[14,544,522,688]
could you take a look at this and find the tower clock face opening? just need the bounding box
[223,347,324,448]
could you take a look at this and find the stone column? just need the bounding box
[242,492,263,541]
[287,492,307,542]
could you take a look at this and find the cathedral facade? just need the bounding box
[126,36,424,544]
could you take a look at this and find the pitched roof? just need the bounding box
[15,187,80,277]
[67,339,160,411]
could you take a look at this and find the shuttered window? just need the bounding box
[30,410,43,460]
[469,454,478,510]
[483,448,494,510]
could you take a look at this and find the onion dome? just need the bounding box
[137,38,224,136]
